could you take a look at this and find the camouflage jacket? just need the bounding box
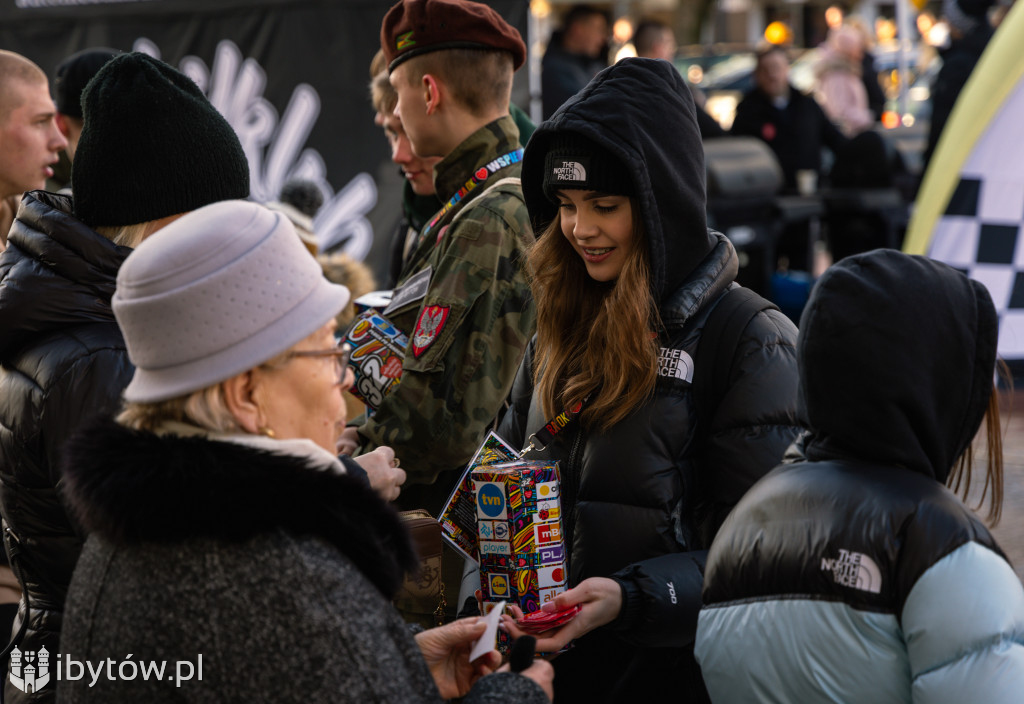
[357,115,537,513]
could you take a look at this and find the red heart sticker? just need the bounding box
[475,167,488,180]
[382,357,403,378]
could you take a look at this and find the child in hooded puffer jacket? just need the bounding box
[696,249,1024,703]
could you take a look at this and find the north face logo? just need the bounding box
[821,549,882,593]
[552,160,586,182]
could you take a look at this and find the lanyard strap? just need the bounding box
[521,399,586,456]
[423,148,524,238]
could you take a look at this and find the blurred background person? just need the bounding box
[924,0,995,170]
[844,17,886,122]
[815,24,874,136]
[58,199,553,704]
[49,47,118,193]
[632,18,676,61]
[264,176,376,334]
[632,19,723,139]
[541,4,610,118]
[0,50,67,249]
[732,44,846,193]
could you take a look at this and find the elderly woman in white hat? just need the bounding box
[56,200,553,704]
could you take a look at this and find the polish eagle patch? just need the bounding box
[411,305,450,357]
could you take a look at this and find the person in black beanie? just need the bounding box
[0,51,249,704]
[52,47,118,175]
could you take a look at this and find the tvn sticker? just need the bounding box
[535,521,561,546]
[475,481,507,520]
[537,565,567,588]
[480,540,511,556]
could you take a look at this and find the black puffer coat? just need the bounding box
[498,58,802,702]
[0,191,133,704]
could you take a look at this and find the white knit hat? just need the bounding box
[114,200,351,403]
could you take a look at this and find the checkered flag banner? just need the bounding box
[905,1,1024,361]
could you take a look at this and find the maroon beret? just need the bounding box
[381,0,526,72]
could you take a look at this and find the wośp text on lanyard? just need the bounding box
[422,148,524,240]
[521,398,587,456]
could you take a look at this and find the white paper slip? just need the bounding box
[469,600,506,663]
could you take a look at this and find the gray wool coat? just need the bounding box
[56,420,546,704]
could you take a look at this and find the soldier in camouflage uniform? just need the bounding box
[342,0,537,525]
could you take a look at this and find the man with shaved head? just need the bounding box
[0,50,67,249]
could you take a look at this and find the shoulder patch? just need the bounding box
[411,305,450,358]
[384,265,432,316]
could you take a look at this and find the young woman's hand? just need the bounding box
[415,617,501,699]
[500,577,622,654]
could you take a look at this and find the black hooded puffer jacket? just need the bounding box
[497,58,802,702]
[0,190,133,704]
[696,250,1024,703]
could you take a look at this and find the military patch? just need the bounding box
[383,265,431,316]
[412,304,450,357]
[397,31,415,50]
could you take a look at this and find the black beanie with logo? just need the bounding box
[72,52,250,229]
[542,132,635,203]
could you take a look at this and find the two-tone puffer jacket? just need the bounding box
[696,250,1024,702]
[497,58,803,703]
[0,191,134,704]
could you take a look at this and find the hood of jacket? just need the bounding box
[0,190,131,359]
[797,249,998,482]
[61,418,417,598]
[522,57,715,302]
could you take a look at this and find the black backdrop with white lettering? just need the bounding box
[0,0,530,282]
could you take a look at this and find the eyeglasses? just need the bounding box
[287,341,352,379]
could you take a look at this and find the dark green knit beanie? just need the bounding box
[72,52,250,228]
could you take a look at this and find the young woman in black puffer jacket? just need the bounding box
[497,57,802,703]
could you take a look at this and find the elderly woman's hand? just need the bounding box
[352,446,406,502]
[415,618,501,699]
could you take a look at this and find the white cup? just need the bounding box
[796,169,818,196]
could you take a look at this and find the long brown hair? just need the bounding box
[947,361,1011,527]
[526,203,660,431]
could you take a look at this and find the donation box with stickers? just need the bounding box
[473,460,568,643]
